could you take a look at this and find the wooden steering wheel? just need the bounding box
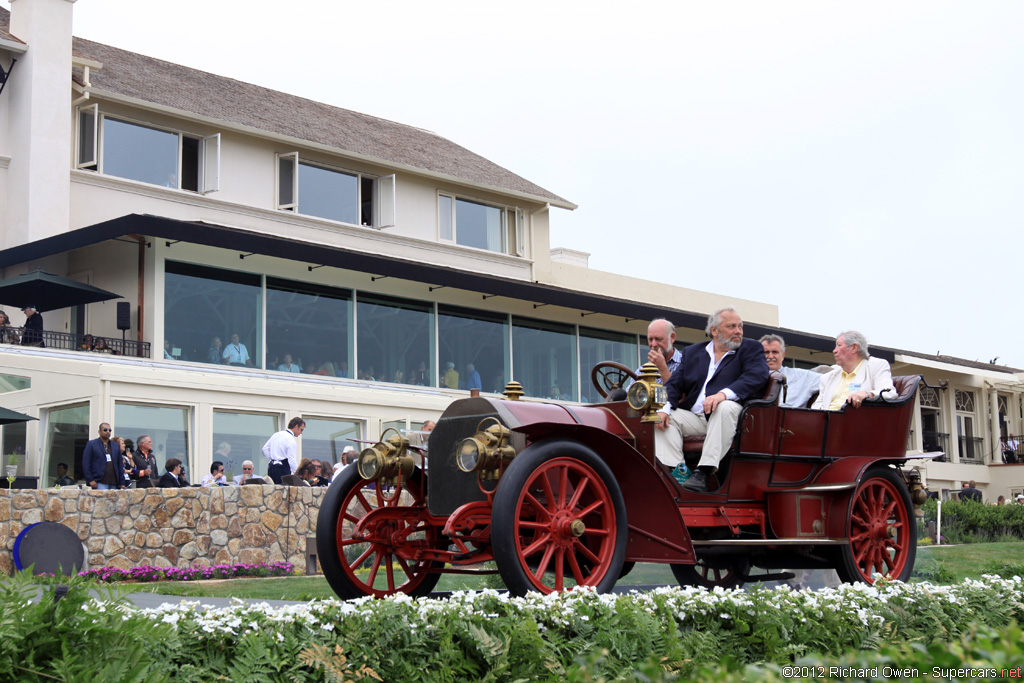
[590,361,639,399]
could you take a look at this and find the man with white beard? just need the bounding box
[656,307,769,493]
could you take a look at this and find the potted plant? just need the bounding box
[5,448,20,479]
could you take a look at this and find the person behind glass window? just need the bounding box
[278,353,301,373]
[222,333,250,366]
[53,462,75,487]
[206,336,223,364]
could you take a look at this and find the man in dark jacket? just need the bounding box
[158,458,188,488]
[82,423,125,490]
[656,307,769,493]
[959,480,983,503]
[133,435,158,488]
[20,305,43,347]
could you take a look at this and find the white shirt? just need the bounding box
[199,473,228,487]
[222,342,250,365]
[689,342,738,415]
[262,429,298,473]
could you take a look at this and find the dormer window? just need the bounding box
[75,105,219,193]
[276,152,395,229]
[438,193,524,256]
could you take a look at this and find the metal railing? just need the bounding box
[923,431,949,462]
[958,436,985,464]
[2,328,151,358]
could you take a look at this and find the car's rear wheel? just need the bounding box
[835,467,916,584]
[317,466,444,599]
[671,555,749,589]
[491,440,627,596]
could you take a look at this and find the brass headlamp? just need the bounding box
[904,468,928,510]
[627,362,667,422]
[357,428,415,484]
[456,417,515,479]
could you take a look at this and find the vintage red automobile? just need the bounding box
[316,363,927,599]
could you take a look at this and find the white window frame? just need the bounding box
[438,192,521,256]
[81,110,219,194]
[276,151,299,211]
[378,174,396,229]
[75,103,99,169]
[200,133,220,194]
[276,151,389,228]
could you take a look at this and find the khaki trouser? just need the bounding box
[654,400,742,470]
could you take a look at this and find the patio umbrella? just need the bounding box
[0,407,37,425]
[0,270,122,313]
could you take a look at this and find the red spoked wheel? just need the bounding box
[316,466,444,599]
[491,440,627,596]
[836,467,917,584]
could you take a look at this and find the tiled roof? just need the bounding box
[0,8,571,207]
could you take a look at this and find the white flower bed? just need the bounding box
[86,574,1023,641]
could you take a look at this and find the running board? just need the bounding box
[766,483,856,494]
[691,538,847,546]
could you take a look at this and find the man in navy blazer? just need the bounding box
[82,422,126,490]
[656,307,769,493]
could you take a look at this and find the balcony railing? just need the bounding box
[923,431,949,462]
[958,436,985,464]
[2,329,150,358]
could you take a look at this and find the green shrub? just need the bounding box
[921,498,1024,542]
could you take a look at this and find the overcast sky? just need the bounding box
[7,1,1022,367]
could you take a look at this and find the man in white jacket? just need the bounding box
[812,330,896,410]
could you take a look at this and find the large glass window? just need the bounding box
[115,402,191,481]
[301,417,361,466]
[0,374,30,393]
[212,411,279,480]
[102,118,179,188]
[579,328,639,403]
[439,194,516,253]
[438,305,509,393]
[356,293,434,386]
[89,116,219,192]
[277,154,383,226]
[298,163,360,224]
[512,317,578,401]
[266,278,352,378]
[164,262,262,368]
[42,403,90,486]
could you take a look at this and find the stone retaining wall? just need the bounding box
[0,486,326,574]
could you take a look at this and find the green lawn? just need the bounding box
[127,541,1024,601]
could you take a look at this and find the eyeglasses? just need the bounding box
[242,466,253,471]
[100,428,111,432]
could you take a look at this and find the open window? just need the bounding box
[276,152,390,228]
[200,134,220,194]
[438,193,523,256]
[76,103,98,170]
[277,152,299,211]
[378,174,396,229]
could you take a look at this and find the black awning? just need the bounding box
[0,213,884,361]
